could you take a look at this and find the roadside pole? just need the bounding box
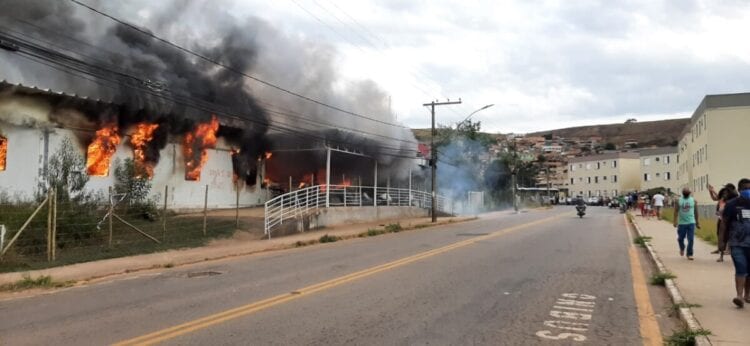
[423,99,462,222]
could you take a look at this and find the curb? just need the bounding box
[0,216,477,288]
[628,214,712,346]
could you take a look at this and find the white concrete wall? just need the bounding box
[315,206,428,227]
[0,123,44,201]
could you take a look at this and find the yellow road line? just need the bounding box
[114,214,563,346]
[624,215,663,346]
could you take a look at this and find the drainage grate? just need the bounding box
[187,271,224,278]
[456,233,489,237]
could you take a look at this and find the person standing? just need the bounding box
[652,191,665,219]
[720,178,750,308]
[709,184,738,261]
[673,187,701,260]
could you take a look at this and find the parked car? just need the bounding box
[587,196,600,205]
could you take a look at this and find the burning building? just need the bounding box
[0,1,420,210]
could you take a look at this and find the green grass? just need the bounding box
[319,234,340,243]
[0,275,73,292]
[385,223,402,233]
[661,208,718,245]
[633,235,652,247]
[366,229,386,237]
[650,271,677,286]
[0,210,238,273]
[665,328,711,346]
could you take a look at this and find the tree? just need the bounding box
[113,158,152,206]
[42,138,90,202]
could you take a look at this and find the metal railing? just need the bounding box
[264,185,450,238]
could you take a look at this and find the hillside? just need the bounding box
[527,118,690,147]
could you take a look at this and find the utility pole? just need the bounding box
[423,99,462,222]
[546,166,551,205]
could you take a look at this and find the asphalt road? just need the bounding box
[0,206,645,345]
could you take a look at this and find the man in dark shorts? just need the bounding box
[720,178,750,308]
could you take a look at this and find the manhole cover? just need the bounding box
[187,271,224,278]
[456,233,489,236]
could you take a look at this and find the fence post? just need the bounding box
[203,184,208,236]
[162,185,168,241]
[52,187,57,261]
[235,182,240,229]
[108,186,113,248]
[47,188,52,262]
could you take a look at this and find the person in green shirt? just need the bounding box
[673,187,701,260]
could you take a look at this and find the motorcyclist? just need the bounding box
[575,195,587,217]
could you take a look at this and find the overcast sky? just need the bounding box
[131,0,750,133]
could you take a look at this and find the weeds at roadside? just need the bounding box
[665,328,711,346]
[163,263,174,268]
[0,274,73,292]
[319,234,340,243]
[650,272,677,286]
[633,236,653,247]
[668,302,702,317]
[385,223,402,233]
[367,229,385,237]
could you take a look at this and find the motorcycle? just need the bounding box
[619,203,627,214]
[576,204,586,218]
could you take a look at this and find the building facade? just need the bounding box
[567,152,641,198]
[639,147,679,194]
[676,92,750,204]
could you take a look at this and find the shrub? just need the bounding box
[650,272,677,286]
[319,234,339,243]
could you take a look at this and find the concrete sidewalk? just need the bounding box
[0,214,478,287]
[633,215,750,345]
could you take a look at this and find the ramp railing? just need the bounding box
[264,185,450,238]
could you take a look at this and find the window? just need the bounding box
[579,177,583,182]
[612,175,618,182]
[603,176,607,181]
[644,173,651,181]
[612,160,617,168]
[596,162,601,170]
[587,177,591,184]
[656,173,660,177]
[665,156,670,164]
[643,158,650,166]
[586,163,591,170]
[595,176,599,183]
[655,157,660,162]
[665,172,671,180]
[570,178,574,185]
[570,164,575,171]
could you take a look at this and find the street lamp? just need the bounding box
[457,104,494,127]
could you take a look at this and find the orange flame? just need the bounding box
[86,124,121,176]
[0,135,7,171]
[130,122,159,178]
[183,115,219,181]
[341,178,352,187]
[298,182,306,189]
[265,151,272,160]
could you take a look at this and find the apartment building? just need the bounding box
[676,92,750,204]
[567,152,641,198]
[639,147,680,193]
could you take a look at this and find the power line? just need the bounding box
[2,32,418,158]
[0,24,417,148]
[297,0,474,121]
[67,0,409,130]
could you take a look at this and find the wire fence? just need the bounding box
[0,185,259,273]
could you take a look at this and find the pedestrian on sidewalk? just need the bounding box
[652,191,665,219]
[720,178,750,308]
[673,187,701,260]
[709,183,738,261]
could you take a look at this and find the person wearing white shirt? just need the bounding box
[652,192,665,219]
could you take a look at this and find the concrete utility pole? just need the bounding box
[423,99,462,222]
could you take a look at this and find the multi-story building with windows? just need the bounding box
[676,92,750,204]
[567,152,640,198]
[639,147,679,194]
